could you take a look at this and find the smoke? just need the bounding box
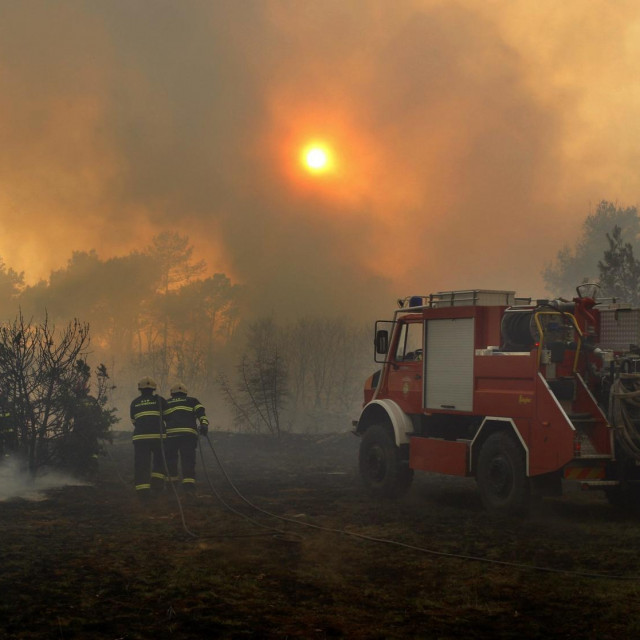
[0,458,88,502]
[1,1,639,318]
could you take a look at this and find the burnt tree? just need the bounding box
[0,313,117,475]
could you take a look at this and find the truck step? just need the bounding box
[568,413,593,420]
[574,454,612,460]
[568,414,597,425]
[579,480,620,488]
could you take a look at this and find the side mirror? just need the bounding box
[375,330,389,355]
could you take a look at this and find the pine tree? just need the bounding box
[598,225,640,305]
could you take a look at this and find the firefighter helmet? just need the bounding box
[170,382,188,395]
[137,376,157,390]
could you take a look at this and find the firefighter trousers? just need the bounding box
[133,439,166,493]
[164,435,198,489]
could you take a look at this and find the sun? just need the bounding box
[306,147,328,170]
[301,143,332,174]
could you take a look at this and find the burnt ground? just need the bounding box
[1,431,640,639]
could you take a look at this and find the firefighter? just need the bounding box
[130,377,168,500]
[163,382,209,494]
[0,390,16,458]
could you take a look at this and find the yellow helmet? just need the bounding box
[137,376,157,390]
[170,382,188,395]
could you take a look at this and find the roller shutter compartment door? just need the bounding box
[425,318,474,412]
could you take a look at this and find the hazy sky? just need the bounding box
[1,1,639,318]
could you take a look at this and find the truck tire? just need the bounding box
[476,431,529,514]
[359,424,413,498]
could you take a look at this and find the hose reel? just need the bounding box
[611,373,640,460]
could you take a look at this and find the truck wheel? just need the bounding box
[359,424,413,498]
[476,432,529,514]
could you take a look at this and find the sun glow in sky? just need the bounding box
[2,1,640,318]
[301,143,332,174]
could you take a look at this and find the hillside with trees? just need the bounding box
[0,233,373,441]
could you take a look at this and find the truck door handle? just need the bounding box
[415,374,422,380]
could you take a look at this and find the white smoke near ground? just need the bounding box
[0,457,89,502]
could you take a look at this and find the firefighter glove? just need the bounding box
[199,424,208,436]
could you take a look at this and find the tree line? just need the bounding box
[1,200,638,474]
[0,232,242,396]
[0,232,374,457]
[544,200,640,304]
[219,317,371,438]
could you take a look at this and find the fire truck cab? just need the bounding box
[354,285,640,513]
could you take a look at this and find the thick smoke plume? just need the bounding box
[0,1,639,318]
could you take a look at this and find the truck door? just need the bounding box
[386,319,424,414]
[425,317,474,412]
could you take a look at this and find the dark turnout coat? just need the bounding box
[163,393,209,438]
[130,393,167,440]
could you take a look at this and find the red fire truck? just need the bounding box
[353,284,640,513]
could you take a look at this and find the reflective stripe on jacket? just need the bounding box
[164,393,208,437]
[130,394,167,441]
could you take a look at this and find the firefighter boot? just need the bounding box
[182,479,197,502]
